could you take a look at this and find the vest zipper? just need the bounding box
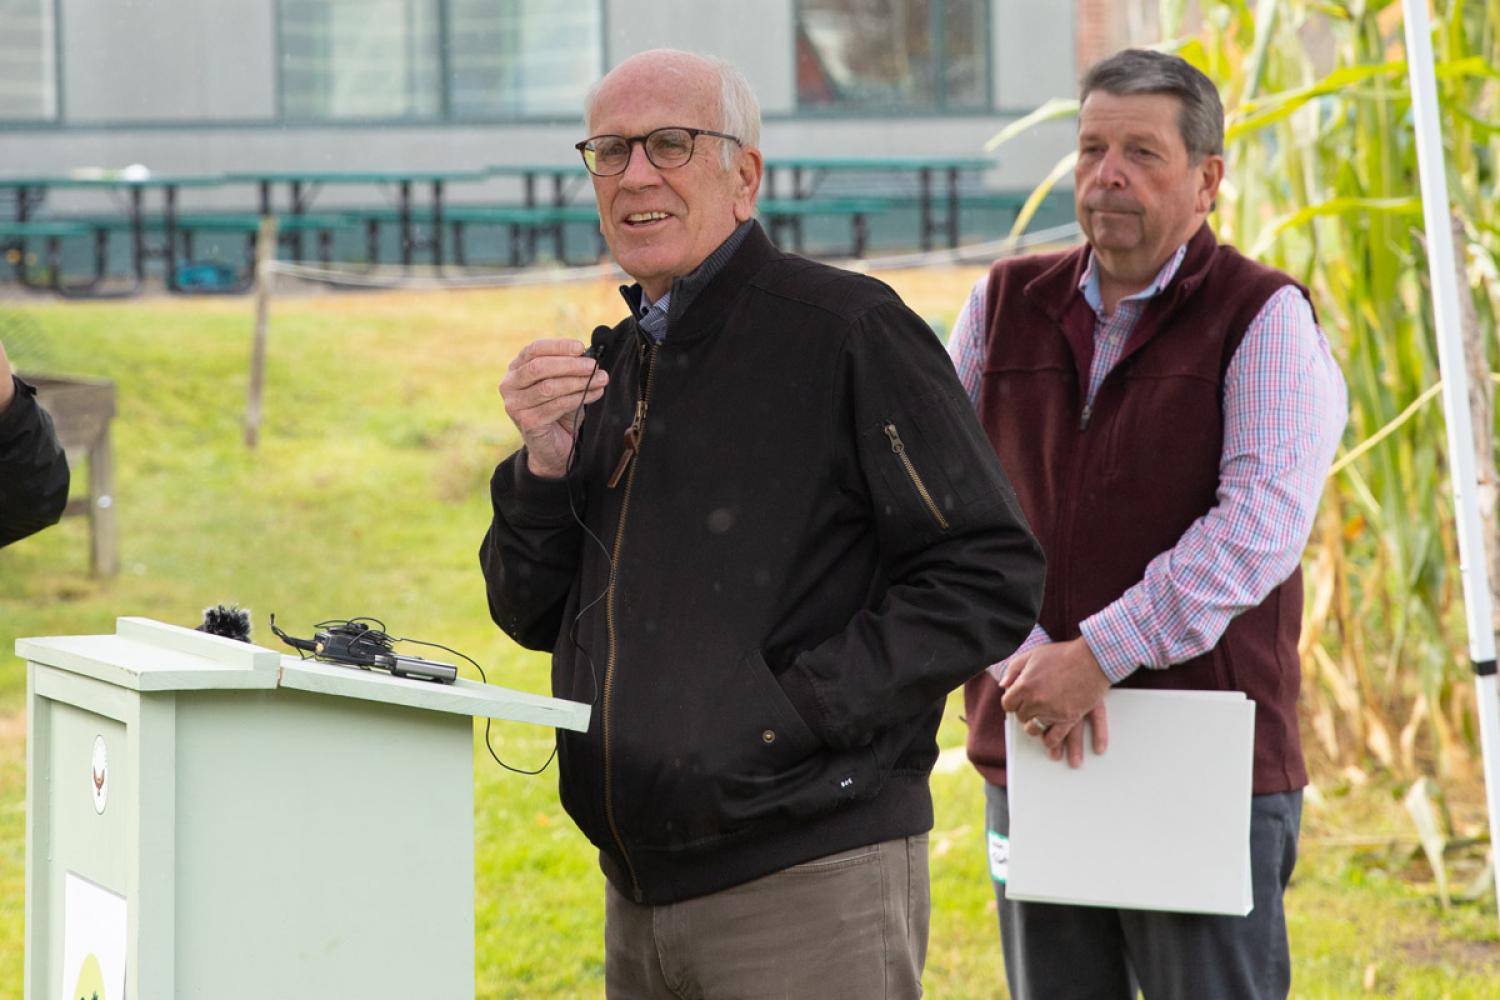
[883,422,950,531]
[603,337,657,903]
[1066,376,1109,625]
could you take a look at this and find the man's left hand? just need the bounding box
[1001,637,1112,765]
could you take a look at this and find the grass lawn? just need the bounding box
[1,270,1496,997]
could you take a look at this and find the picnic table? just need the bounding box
[482,165,592,261]
[0,173,234,294]
[0,219,108,295]
[226,168,492,267]
[762,156,995,251]
[757,197,889,258]
[445,204,603,267]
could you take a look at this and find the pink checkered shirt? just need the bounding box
[948,243,1347,683]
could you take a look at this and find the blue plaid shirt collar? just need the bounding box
[623,220,753,342]
[1079,242,1190,316]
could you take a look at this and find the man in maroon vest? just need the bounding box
[947,49,1346,999]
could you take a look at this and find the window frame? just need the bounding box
[0,0,64,126]
[273,0,605,126]
[790,0,995,117]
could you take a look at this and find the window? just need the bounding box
[281,0,443,120]
[278,0,601,122]
[796,0,989,112]
[0,0,59,121]
[448,0,600,118]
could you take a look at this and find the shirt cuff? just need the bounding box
[1077,605,1154,684]
[984,623,1052,683]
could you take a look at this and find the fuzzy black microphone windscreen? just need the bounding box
[197,604,252,643]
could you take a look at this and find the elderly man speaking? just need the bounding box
[480,49,1043,999]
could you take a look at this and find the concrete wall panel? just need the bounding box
[995,0,1077,108]
[604,0,795,113]
[11,1,1075,212]
[61,0,275,123]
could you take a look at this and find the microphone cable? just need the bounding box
[561,327,619,708]
[279,615,559,776]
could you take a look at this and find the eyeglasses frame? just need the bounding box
[574,126,744,176]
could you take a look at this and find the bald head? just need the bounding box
[579,48,763,300]
[585,49,761,168]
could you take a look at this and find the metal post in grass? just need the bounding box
[1402,0,1500,928]
[245,214,278,449]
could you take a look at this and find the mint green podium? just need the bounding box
[17,617,590,1000]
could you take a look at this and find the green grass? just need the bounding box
[0,280,1496,997]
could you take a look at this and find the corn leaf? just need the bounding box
[1005,151,1078,247]
[1249,197,1422,258]
[984,98,1079,153]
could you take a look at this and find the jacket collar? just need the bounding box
[1021,222,1219,391]
[618,220,782,347]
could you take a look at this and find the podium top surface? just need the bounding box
[17,617,590,732]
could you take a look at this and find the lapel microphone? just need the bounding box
[582,324,614,363]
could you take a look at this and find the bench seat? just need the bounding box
[756,197,893,257]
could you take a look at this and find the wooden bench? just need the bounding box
[950,191,1031,231]
[169,214,262,292]
[22,213,266,294]
[67,212,354,291]
[26,373,118,576]
[0,219,117,295]
[50,213,262,293]
[442,204,603,267]
[343,207,436,267]
[271,213,360,265]
[764,157,994,250]
[756,197,892,257]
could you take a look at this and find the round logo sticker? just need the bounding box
[91,735,108,814]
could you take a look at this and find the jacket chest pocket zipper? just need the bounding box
[883,422,950,531]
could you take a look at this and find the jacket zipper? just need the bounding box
[882,422,950,531]
[602,337,657,902]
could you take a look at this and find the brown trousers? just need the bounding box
[604,835,930,1000]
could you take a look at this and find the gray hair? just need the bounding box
[1080,49,1223,160]
[583,50,761,172]
[714,57,761,169]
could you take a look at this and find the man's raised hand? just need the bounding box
[499,338,609,479]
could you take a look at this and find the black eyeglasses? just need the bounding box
[575,126,742,176]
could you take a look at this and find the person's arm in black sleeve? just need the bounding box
[479,336,609,652]
[0,364,72,549]
[777,299,1045,750]
[479,449,584,651]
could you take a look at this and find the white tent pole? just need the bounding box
[1401,0,1500,925]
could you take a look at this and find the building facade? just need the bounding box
[1,1,1082,201]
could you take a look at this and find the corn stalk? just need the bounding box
[1217,0,1500,784]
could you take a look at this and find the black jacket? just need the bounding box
[0,376,70,548]
[480,224,1043,904]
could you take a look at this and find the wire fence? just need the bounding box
[261,222,1085,291]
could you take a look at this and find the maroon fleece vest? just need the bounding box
[964,224,1310,795]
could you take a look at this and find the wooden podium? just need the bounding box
[16,617,589,1000]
